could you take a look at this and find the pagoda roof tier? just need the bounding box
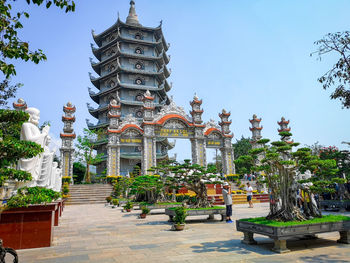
[89,82,169,104]
[249,127,263,131]
[92,17,168,50]
[88,98,166,118]
[86,119,109,130]
[91,49,170,75]
[89,65,169,88]
[91,34,168,61]
[119,152,168,160]
[119,99,165,107]
[278,128,291,132]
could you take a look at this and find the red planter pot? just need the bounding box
[0,203,57,249]
[206,184,215,189]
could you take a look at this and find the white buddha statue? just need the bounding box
[37,136,55,188]
[18,107,50,185]
[52,162,62,192]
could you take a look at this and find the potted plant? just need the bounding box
[105,196,112,204]
[124,201,133,212]
[140,206,150,218]
[112,199,119,208]
[173,206,187,231]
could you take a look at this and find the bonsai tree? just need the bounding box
[165,160,223,208]
[0,110,43,187]
[240,131,339,221]
[131,175,163,203]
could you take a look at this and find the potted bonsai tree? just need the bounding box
[140,206,150,219]
[112,199,119,208]
[173,206,187,231]
[124,201,133,212]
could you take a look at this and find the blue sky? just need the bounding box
[8,0,350,162]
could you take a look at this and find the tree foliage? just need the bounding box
[0,109,43,186]
[72,162,85,184]
[0,0,75,106]
[153,159,223,208]
[242,132,341,222]
[312,31,350,108]
[75,128,103,183]
[233,136,252,159]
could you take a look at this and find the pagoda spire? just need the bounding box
[126,0,141,26]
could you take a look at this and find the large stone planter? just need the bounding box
[165,207,226,222]
[236,219,350,253]
[320,200,350,211]
[0,203,57,249]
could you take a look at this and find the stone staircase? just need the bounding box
[66,184,113,205]
[207,180,269,205]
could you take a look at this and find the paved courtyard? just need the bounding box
[16,203,350,263]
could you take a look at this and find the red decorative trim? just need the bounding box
[108,124,144,134]
[190,99,202,106]
[155,114,193,127]
[60,133,76,139]
[204,128,222,136]
[62,116,75,122]
[219,121,232,126]
[63,106,76,112]
[144,95,154,101]
[194,124,205,128]
[143,106,155,110]
[13,103,27,108]
[109,104,121,109]
[108,113,121,119]
[249,118,261,123]
[249,127,263,131]
[224,134,233,138]
[190,109,204,115]
[278,128,291,132]
[277,120,289,125]
[219,112,231,118]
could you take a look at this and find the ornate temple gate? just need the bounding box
[106,92,235,176]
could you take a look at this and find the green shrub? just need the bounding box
[7,187,61,208]
[112,199,119,206]
[174,206,187,225]
[141,206,150,214]
[106,196,112,203]
[124,201,133,210]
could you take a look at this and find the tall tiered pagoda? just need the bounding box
[87,1,172,175]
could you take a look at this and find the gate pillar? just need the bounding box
[190,95,206,167]
[106,99,121,176]
[219,110,235,175]
[142,90,156,174]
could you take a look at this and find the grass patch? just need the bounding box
[240,215,350,227]
[169,206,224,211]
[139,202,182,206]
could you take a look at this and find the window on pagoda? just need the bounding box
[135,78,144,85]
[135,93,144,102]
[135,33,143,40]
[108,80,116,88]
[135,110,143,118]
[135,47,143,55]
[135,62,144,70]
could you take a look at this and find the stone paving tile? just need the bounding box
[15,203,350,263]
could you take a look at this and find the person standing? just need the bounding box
[222,182,233,223]
[246,182,254,208]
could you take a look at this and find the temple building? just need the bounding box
[87,1,173,175]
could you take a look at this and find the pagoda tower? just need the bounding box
[249,114,263,149]
[87,1,172,175]
[277,117,293,144]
